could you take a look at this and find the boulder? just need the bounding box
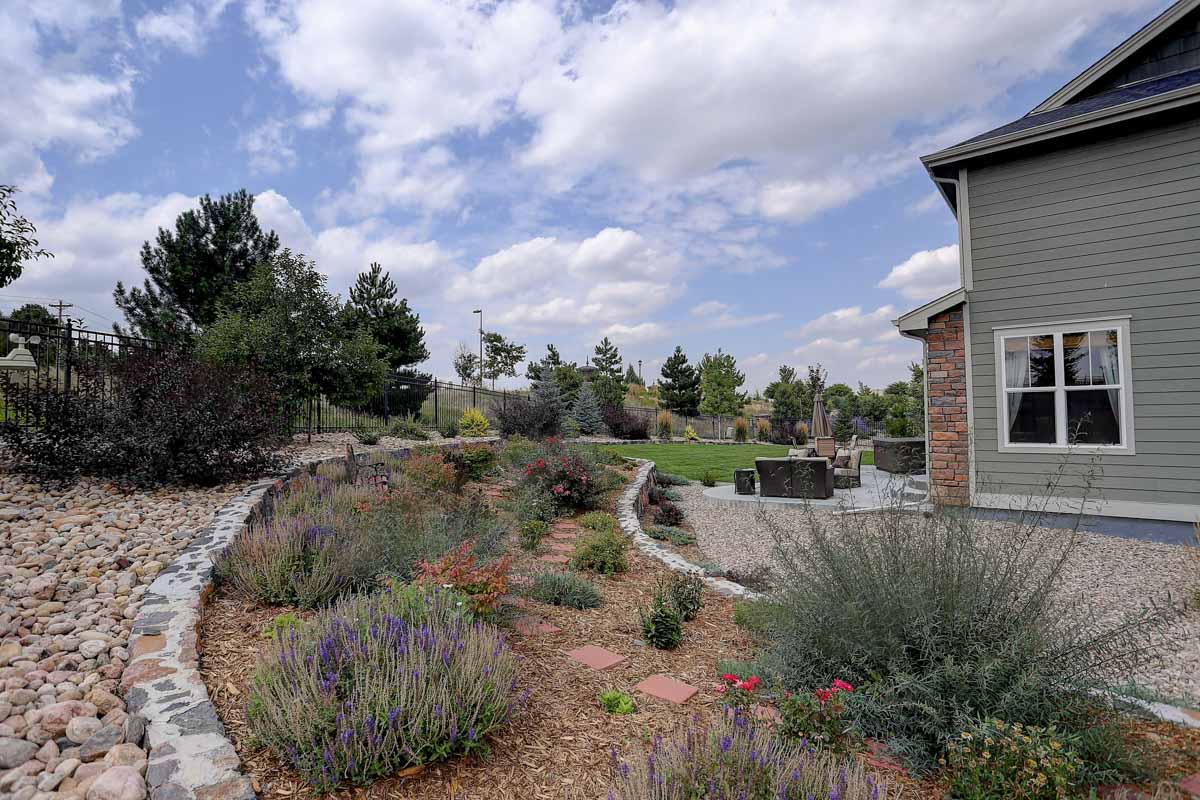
[0,737,38,769]
[86,766,146,800]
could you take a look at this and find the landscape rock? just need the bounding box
[0,737,39,769]
[86,766,146,800]
[66,717,103,745]
[78,725,123,763]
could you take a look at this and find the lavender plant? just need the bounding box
[247,584,524,790]
[607,711,893,800]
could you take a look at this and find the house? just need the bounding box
[897,0,1200,523]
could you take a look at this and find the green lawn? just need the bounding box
[598,442,874,482]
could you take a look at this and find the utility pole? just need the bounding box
[49,300,73,325]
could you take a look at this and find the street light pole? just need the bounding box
[472,309,483,387]
[638,359,643,383]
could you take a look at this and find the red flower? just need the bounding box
[720,673,739,683]
[832,679,854,693]
[814,688,833,704]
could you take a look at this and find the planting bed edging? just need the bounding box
[616,458,763,601]
[124,441,491,800]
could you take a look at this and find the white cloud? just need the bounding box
[907,191,945,215]
[790,305,897,339]
[240,119,297,174]
[782,304,920,386]
[878,244,961,301]
[691,300,729,317]
[601,322,668,345]
[691,299,781,329]
[135,2,232,55]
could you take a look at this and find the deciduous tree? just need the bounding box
[0,185,52,288]
[482,332,526,388]
[698,349,746,418]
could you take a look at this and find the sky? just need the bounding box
[1,0,1171,391]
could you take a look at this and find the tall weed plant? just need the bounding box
[764,459,1182,775]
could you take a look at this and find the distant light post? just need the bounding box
[472,309,483,387]
[638,359,643,383]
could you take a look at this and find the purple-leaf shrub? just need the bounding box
[247,584,524,790]
[607,711,893,800]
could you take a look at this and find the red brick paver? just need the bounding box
[635,674,698,704]
[513,616,561,636]
[1178,774,1200,798]
[566,645,626,670]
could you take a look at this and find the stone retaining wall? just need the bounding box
[124,441,490,800]
[615,459,762,601]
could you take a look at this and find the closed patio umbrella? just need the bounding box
[811,392,833,438]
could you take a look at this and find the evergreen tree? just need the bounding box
[1,185,52,288]
[590,336,626,408]
[345,262,429,370]
[624,363,643,386]
[570,381,605,435]
[482,331,526,388]
[698,349,746,417]
[833,410,856,443]
[532,377,566,434]
[526,343,583,404]
[114,189,279,343]
[766,365,809,421]
[658,346,700,416]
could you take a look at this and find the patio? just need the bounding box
[701,465,928,510]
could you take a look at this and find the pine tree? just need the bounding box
[570,381,605,435]
[590,336,626,407]
[624,363,643,386]
[833,411,855,444]
[532,377,566,434]
[698,349,746,417]
[345,262,429,370]
[658,346,701,417]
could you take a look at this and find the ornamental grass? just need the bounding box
[607,711,893,800]
[247,584,523,791]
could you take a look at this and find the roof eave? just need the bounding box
[920,82,1200,170]
[895,288,967,335]
[1030,0,1200,114]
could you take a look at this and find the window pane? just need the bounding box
[1063,332,1090,385]
[1068,389,1121,445]
[1007,391,1056,444]
[1004,334,1055,388]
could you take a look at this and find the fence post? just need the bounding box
[433,379,439,428]
[62,321,73,395]
[382,380,390,424]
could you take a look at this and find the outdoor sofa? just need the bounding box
[755,456,833,499]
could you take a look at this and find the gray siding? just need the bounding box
[965,114,1200,511]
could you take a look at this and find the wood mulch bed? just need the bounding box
[197,466,1200,800]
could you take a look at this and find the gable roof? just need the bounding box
[923,0,1200,172]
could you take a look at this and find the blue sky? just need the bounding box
[2,0,1170,390]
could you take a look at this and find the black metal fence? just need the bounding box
[0,317,159,428]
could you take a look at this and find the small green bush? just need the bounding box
[500,435,538,468]
[519,519,549,551]
[262,612,302,639]
[458,407,491,437]
[445,443,497,481]
[652,500,685,527]
[683,424,700,441]
[655,472,691,486]
[598,689,636,715]
[388,414,428,440]
[944,719,1082,800]
[733,417,749,442]
[353,427,381,445]
[440,418,460,438]
[656,410,674,440]
[646,525,695,546]
[508,484,560,524]
[700,468,720,487]
[570,528,628,575]
[640,592,683,649]
[663,573,704,621]
[732,600,776,635]
[526,571,602,610]
[660,487,682,502]
[578,511,619,533]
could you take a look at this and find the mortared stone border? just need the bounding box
[123,441,493,800]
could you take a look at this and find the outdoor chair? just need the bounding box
[833,447,863,489]
[755,457,833,499]
[815,436,836,460]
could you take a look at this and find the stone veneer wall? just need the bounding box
[923,306,969,506]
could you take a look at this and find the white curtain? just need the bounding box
[1004,337,1031,436]
[1097,331,1121,421]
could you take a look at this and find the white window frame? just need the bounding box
[992,316,1135,455]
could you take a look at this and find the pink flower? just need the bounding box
[814,688,832,704]
[832,679,854,693]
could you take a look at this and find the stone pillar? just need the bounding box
[923,306,969,505]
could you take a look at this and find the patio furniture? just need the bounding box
[815,436,836,460]
[873,436,926,474]
[833,447,863,489]
[787,447,815,458]
[755,457,833,499]
[734,468,757,495]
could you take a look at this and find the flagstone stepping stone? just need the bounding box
[547,542,574,553]
[539,555,570,565]
[549,532,578,541]
[634,674,698,704]
[751,704,781,722]
[566,645,626,670]
[1178,774,1200,798]
[513,616,561,636]
[499,594,530,609]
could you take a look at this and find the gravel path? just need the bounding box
[282,431,494,462]
[0,475,241,800]
[677,483,1200,705]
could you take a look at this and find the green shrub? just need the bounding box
[777,679,858,754]
[660,487,682,502]
[944,719,1082,800]
[570,528,628,575]
[598,689,636,715]
[655,472,691,486]
[527,572,602,610]
[508,483,560,524]
[733,417,749,442]
[521,440,605,509]
[656,410,674,440]
[440,418,460,438]
[578,511,619,533]
[651,500,685,527]
[639,593,683,649]
[371,490,506,583]
[756,418,771,442]
[663,572,704,620]
[607,713,892,800]
[519,519,549,551]
[764,483,1180,774]
[569,382,605,435]
[500,435,538,468]
[646,525,695,546]
[445,443,497,481]
[353,427,381,445]
[262,612,302,639]
[732,600,776,636]
[458,407,491,437]
[495,379,564,438]
[700,468,720,487]
[683,424,699,441]
[246,585,520,791]
[388,414,428,440]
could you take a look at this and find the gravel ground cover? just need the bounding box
[0,474,242,800]
[676,484,1200,706]
[282,431,493,462]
